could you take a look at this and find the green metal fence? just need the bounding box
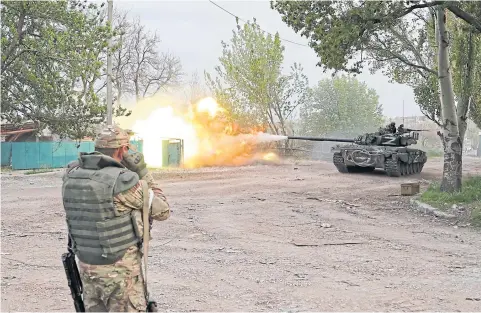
[1,142,12,166]
[1,139,184,170]
[2,141,143,170]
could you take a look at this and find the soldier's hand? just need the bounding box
[122,151,148,178]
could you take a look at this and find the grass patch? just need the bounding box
[1,166,13,172]
[420,176,481,226]
[25,168,55,175]
[471,208,481,227]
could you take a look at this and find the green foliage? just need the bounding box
[271,1,481,129]
[25,168,55,175]
[422,176,481,203]
[271,1,442,126]
[205,19,309,134]
[271,1,429,74]
[1,0,115,139]
[449,6,481,129]
[300,75,384,137]
[421,175,481,226]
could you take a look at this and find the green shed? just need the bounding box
[160,138,184,167]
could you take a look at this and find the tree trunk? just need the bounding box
[134,76,140,102]
[436,6,462,192]
[456,30,475,143]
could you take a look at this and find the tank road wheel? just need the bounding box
[414,163,420,173]
[385,158,401,177]
[399,163,405,176]
[408,163,414,175]
[333,152,349,173]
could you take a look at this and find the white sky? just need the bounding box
[113,0,422,118]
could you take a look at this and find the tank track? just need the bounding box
[333,152,375,173]
[333,152,348,173]
[385,158,425,177]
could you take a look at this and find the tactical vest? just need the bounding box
[62,152,141,265]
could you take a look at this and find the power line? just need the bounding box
[208,0,309,48]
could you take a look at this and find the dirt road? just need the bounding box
[2,156,481,311]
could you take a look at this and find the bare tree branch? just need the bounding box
[108,15,183,102]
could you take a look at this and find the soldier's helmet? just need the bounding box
[94,125,132,149]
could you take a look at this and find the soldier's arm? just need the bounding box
[114,172,170,221]
[141,172,170,221]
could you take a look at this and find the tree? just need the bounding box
[301,75,384,137]
[205,19,309,136]
[1,0,113,140]
[450,8,481,130]
[110,12,183,103]
[436,5,462,191]
[271,0,481,192]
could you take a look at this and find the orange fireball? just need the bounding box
[124,96,279,168]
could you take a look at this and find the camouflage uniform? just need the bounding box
[377,122,396,135]
[387,122,396,134]
[397,124,405,134]
[63,125,170,312]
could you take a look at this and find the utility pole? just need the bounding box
[402,100,405,125]
[106,0,113,126]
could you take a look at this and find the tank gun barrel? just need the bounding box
[405,129,429,132]
[287,136,355,143]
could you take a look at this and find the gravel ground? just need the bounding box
[1,156,481,311]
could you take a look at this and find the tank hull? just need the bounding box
[331,144,427,176]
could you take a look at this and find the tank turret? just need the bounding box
[287,129,428,177]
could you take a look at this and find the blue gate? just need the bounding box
[1,142,12,166]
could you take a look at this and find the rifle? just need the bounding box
[141,180,158,312]
[61,236,85,312]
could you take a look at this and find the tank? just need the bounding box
[288,128,428,177]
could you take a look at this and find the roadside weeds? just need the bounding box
[411,176,481,227]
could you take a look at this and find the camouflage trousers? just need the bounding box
[78,248,147,312]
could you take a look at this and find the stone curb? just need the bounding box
[410,197,457,219]
[1,169,62,178]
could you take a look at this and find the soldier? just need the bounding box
[397,124,406,134]
[61,125,170,312]
[387,122,396,133]
[376,122,395,135]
